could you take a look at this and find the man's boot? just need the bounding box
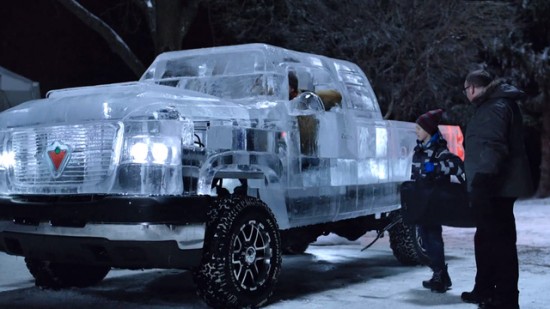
[443,264,452,287]
[461,287,494,304]
[422,267,450,293]
[478,291,519,309]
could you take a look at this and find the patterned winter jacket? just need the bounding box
[411,131,466,184]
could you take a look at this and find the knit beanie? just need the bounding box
[416,109,443,135]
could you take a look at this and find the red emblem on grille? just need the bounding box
[46,141,71,178]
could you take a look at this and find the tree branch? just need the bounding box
[132,0,158,49]
[57,0,146,77]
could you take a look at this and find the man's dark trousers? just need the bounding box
[474,196,519,305]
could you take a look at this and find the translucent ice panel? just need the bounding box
[358,158,388,183]
[330,159,358,186]
[141,45,289,102]
[175,73,286,101]
[387,120,417,181]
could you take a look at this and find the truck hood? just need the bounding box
[0,82,253,129]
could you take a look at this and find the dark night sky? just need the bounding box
[1,1,135,96]
[0,1,212,97]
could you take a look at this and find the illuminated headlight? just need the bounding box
[129,142,148,163]
[151,143,169,163]
[123,136,180,165]
[0,151,15,170]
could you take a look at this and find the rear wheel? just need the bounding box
[388,212,429,266]
[25,258,110,289]
[194,195,282,309]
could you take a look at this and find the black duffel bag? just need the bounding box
[400,180,475,227]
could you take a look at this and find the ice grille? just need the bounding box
[9,123,120,189]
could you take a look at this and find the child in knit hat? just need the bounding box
[411,109,466,293]
[416,109,444,137]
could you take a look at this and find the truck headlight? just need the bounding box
[123,136,180,165]
[0,151,15,170]
[151,143,169,163]
[129,141,148,163]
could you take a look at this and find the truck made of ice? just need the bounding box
[0,44,460,308]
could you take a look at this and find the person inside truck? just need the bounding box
[288,70,342,110]
[287,71,342,161]
[316,89,342,111]
[412,109,466,293]
[288,71,300,100]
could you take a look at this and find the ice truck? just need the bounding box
[0,44,462,308]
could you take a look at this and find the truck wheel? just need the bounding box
[25,258,110,289]
[194,196,282,309]
[388,213,429,266]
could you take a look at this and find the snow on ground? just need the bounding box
[0,198,549,309]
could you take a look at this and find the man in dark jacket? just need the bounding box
[461,69,534,309]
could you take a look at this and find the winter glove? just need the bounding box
[423,162,435,173]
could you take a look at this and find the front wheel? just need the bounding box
[388,212,429,266]
[194,196,282,309]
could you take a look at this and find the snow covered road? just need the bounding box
[1,198,548,309]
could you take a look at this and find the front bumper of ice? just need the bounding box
[0,194,212,269]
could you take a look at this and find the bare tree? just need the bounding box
[512,48,550,197]
[56,0,146,76]
[132,0,202,54]
[508,46,549,197]
[540,85,550,197]
[57,0,203,77]
[519,1,550,198]
[481,0,550,197]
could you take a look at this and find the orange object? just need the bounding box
[439,125,465,161]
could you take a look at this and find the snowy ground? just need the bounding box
[0,198,548,309]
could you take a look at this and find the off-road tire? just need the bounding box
[193,195,282,309]
[388,212,429,266]
[25,258,110,289]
